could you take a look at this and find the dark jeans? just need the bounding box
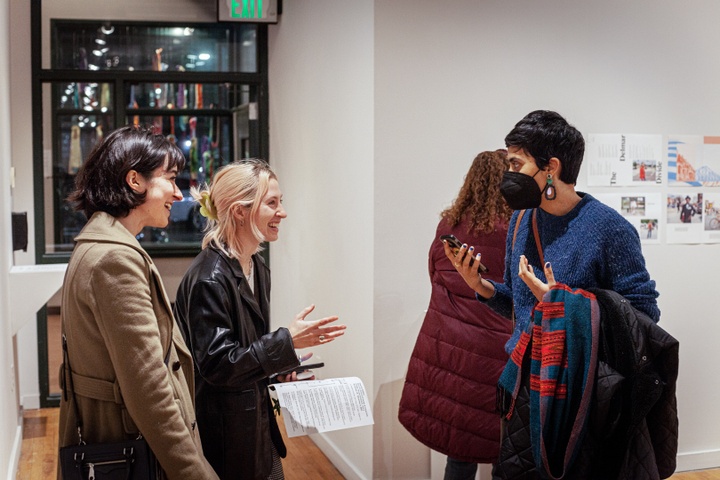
[445,456,478,480]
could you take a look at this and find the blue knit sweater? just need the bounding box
[484,193,660,354]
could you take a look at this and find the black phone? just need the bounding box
[278,362,325,376]
[440,234,489,273]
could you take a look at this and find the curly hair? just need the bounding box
[441,150,512,235]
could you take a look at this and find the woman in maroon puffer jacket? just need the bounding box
[399,150,513,480]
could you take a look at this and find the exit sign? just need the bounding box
[218,0,279,23]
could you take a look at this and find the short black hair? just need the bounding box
[69,125,186,218]
[504,110,585,185]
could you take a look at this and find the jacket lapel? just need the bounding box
[219,249,268,330]
[76,212,174,359]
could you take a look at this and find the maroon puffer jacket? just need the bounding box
[399,217,511,463]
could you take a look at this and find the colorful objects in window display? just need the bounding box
[69,125,83,174]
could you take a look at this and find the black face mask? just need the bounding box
[500,170,543,210]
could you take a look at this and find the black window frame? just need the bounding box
[31,10,270,264]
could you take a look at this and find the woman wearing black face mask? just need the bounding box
[445,110,659,353]
[443,111,664,479]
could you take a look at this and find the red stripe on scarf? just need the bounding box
[540,379,568,398]
[541,330,566,366]
[541,301,565,319]
[511,331,532,367]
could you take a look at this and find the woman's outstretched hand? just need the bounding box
[517,255,557,302]
[288,304,346,349]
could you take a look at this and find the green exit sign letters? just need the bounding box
[218,0,278,23]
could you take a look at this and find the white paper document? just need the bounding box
[269,377,374,437]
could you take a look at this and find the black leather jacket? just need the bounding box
[174,246,299,480]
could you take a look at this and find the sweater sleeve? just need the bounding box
[602,215,661,322]
[481,211,519,319]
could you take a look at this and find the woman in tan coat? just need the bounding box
[58,125,218,479]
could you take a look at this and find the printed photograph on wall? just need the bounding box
[667,193,702,224]
[594,192,661,244]
[668,135,720,186]
[640,219,658,241]
[632,160,658,183]
[622,196,646,216]
[703,192,720,231]
[666,192,704,244]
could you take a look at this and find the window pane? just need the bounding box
[56,82,113,112]
[52,21,257,73]
[42,82,114,255]
[129,114,236,247]
[127,82,247,110]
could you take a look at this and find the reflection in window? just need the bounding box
[40,21,264,259]
[52,21,257,73]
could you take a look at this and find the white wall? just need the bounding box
[372,0,720,477]
[1,0,24,476]
[268,1,375,478]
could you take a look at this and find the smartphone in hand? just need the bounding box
[440,234,489,273]
[278,362,325,376]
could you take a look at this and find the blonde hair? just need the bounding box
[192,159,276,258]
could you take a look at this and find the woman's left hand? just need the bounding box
[518,255,557,302]
[288,304,346,349]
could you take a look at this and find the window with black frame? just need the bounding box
[35,20,268,261]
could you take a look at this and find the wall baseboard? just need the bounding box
[6,423,22,480]
[310,432,367,480]
[676,449,720,473]
[20,394,39,410]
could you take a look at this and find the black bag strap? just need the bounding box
[62,334,85,445]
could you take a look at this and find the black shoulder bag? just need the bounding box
[59,334,158,480]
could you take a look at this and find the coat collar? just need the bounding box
[75,211,152,263]
[208,245,270,324]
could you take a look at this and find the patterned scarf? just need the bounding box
[498,284,600,479]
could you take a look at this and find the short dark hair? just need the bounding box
[69,125,186,218]
[504,110,585,185]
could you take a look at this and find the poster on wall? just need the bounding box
[667,135,720,186]
[666,192,703,244]
[594,192,662,244]
[586,134,664,187]
[701,191,720,244]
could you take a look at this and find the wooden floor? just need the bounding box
[16,407,720,479]
[17,407,343,479]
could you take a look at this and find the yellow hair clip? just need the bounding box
[198,191,218,220]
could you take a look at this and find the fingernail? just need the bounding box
[462,244,467,248]
[545,262,551,269]
[469,246,474,251]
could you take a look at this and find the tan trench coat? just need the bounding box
[58,212,218,480]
